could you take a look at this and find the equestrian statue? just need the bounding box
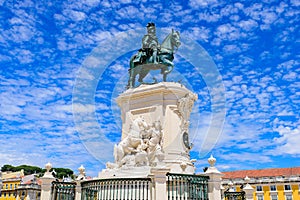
[127,23,181,88]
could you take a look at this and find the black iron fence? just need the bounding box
[167,173,209,200]
[224,191,245,200]
[51,181,76,200]
[81,177,152,200]
[50,173,210,200]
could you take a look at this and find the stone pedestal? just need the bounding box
[116,82,197,174]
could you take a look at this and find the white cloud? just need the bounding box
[268,125,300,156]
[115,5,143,20]
[282,71,297,81]
[215,23,242,41]
[108,63,128,79]
[0,104,23,115]
[220,152,272,163]
[189,0,218,8]
[182,27,211,43]
[237,19,258,32]
[290,0,300,6]
[62,9,87,21]
[222,45,241,55]
[277,110,294,116]
[73,103,95,113]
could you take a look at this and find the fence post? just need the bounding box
[40,162,55,200]
[243,176,254,200]
[150,167,170,200]
[75,181,82,200]
[205,155,223,200]
[75,165,86,200]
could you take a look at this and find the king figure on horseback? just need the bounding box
[133,23,159,65]
[127,23,181,89]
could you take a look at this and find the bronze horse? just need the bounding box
[127,30,181,88]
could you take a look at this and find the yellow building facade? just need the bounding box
[222,167,300,200]
[0,170,24,200]
[253,183,298,200]
[0,178,21,200]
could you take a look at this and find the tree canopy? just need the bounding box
[1,164,74,179]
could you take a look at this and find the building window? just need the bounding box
[286,194,292,200]
[257,186,263,191]
[270,185,276,191]
[257,195,264,200]
[284,185,291,191]
[10,184,12,189]
[271,194,278,200]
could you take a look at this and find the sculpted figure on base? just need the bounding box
[111,116,164,168]
[113,117,147,167]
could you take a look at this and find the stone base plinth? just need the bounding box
[99,166,151,178]
[114,82,197,175]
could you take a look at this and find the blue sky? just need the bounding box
[0,0,299,177]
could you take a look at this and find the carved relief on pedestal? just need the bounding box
[108,116,164,169]
[177,93,197,121]
[173,93,197,150]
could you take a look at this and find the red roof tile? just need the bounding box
[222,167,300,179]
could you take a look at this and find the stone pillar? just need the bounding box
[205,155,223,200]
[243,176,254,200]
[75,165,86,200]
[150,167,170,200]
[75,181,82,200]
[40,162,55,200]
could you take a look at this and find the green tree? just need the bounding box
[14,165,43,175]
[1,164,15,172]
[52,168,74,179]
[1,164,74,179]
